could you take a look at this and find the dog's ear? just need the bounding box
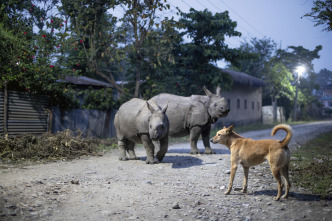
[223,126,226,129]
[226,125,234,134]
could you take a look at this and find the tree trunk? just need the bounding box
[272,96,277,122]
[134,55,141,98]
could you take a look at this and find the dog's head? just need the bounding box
[210,125,234,145]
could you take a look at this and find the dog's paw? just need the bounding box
[273,196,280,201]
[281,194,288,199]
[224,190,231,195]
[240,189,247,194]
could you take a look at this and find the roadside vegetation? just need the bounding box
[1,122,331,199]
[290,130,332,198]
[0,131,117,164]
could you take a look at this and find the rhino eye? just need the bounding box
[214,103,217,107]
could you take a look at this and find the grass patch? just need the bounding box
[0,130,117,164]
[290,130,332,197]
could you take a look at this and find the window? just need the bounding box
[237,99,240,109]
[227,99,231,109]
[244,99,247,109]
[252,101,255,109]
[257,101,260,110]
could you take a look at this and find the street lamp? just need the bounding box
[293,65,305,121]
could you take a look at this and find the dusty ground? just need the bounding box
[1,121,332,221]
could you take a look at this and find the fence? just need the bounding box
[0,91,50,136]
[0,91,117,138]
[52,107,117,138]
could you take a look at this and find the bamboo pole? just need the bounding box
[3,81,8,140]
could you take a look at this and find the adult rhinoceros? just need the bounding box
[150,87,229,154]
[114,98,169,164]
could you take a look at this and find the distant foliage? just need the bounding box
[78,87,115,110]
[303,0,332,32]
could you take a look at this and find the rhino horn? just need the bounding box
[216,86,221,96]
[161,102,168,114]
[146,101,156,113]
[203,86,213,97]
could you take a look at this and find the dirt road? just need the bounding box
[1,121,332,221]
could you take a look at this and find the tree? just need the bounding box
[1,0,76,108]
[303,0,332,32]
[276,45,322,120]
[59,0,126,94]
[263,61,295,122]
[316,68,332,89]
[134,22,181,99]
[174,8,243,95]
[231,37,277,78]
[121,0,170,97]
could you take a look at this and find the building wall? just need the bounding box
[321,88,332,109]
[321,88,332,117]
[214,84,262,128]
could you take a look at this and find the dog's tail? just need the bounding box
[271,124,293,148]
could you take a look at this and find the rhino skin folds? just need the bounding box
[114,98,169,164]
[150,86,229,154]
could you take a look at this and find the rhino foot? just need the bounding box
[128,157,140,160]
[118,156,129,161]
[190,149,200,155]
[156,153,165,162]
[146,158,158,164]
[204,148,216,154]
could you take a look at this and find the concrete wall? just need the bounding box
[214,84,263,128]
[262,106,285,124]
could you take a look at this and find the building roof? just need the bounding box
[64,76,113,88]
[221,69,266,87]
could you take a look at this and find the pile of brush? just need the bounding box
[0,130,116,162]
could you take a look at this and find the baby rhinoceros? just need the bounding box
[114,98,169,164]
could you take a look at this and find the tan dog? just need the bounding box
[210,124,292,200]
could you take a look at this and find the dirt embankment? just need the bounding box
[1,121,332,221]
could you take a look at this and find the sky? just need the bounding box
[160,0,332,73]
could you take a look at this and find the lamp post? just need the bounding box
[293,66,305,121]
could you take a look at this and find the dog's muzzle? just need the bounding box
[210,139,217,144]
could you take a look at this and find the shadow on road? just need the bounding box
[167,148,230,155]
[139,155,206,169]
[252,190,331,201]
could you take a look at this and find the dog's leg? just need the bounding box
[281,165,291,199]
[241,166,249,193]
[225,163,238,195]
[271,167,283,200]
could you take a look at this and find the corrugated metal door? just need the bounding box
[0,92,3,136]
[0,91,50,136]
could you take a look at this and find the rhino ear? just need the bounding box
[203,86,213,97]
[146,101,156,113]
[216,86,221,96]
[161,102,168,114]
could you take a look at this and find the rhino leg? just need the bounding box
[189,126,202,154]
[118,139,128,161]
[127,140,139,160]
[202,126,215,154]
[156,136,168,162]
[141,135,157,164]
